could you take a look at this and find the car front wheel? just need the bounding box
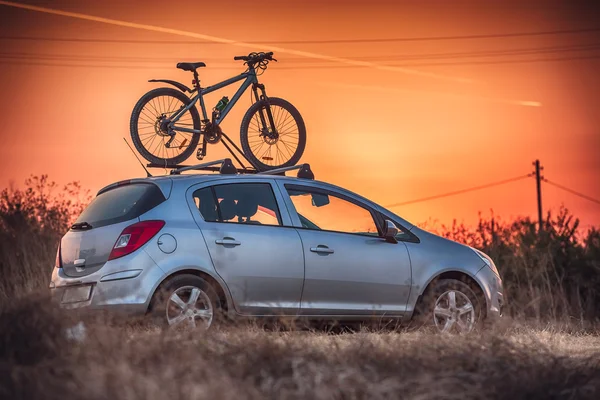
[414,278,482,334]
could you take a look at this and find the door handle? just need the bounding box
[310,245,334,254]
[215,237,241,246]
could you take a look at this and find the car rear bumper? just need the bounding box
[49,249,164,316]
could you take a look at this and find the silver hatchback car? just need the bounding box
[50,160,504,333]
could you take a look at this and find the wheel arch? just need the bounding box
[147,268,232,316]
[415,270,487,319]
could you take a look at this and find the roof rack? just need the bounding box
[258,163,314,180]
[148,158,314,179]
[165,158,255,175]
[147,130,261,174]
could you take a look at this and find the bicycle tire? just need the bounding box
[130,87,201,165]
[240,97,306,171]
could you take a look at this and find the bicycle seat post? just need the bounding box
[192,69,200,89]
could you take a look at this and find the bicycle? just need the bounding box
[129,51,306,171]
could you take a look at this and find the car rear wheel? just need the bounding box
[150,274,221,330]
[412,279,482,334]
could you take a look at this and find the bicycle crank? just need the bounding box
[203,122,223,144]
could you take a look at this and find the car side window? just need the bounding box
[192,183,282,226]
[284,186,379,236]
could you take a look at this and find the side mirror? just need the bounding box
[383,220,399,243]
[311,193,330,207]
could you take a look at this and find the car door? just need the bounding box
[277,181,413,317]
[187,179,304,316]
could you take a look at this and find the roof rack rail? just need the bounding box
[147,158,314,179]
[258,163,314,180]
[168,158,256,175]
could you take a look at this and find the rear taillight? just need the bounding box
[108,220,165,260]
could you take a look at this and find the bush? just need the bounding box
[429,208,600,322]
[0,175,90,299]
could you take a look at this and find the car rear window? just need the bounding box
[74,183,165,229]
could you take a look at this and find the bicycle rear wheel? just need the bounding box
[240,97,306,171]
[130,87,201,165]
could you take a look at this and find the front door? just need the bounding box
[189,181,304,315]
[279,183,412,317]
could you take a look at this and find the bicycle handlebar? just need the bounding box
[234,52,276,63]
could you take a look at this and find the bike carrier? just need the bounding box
[160,158,314,179]
[146,130,260,172]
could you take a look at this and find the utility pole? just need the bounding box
[532,160,544,231]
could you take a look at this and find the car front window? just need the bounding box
[285,186,379,236]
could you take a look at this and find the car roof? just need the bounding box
[97,171,416,230]
[97,173,311,196]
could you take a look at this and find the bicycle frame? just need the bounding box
[168,67,263,135]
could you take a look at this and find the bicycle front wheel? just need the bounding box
[130,87,201,165]
[240,97,306,171]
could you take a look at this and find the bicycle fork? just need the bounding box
[252,83,279,148]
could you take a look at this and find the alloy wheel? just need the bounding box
[166,285,214,329]
[433,290,475,334]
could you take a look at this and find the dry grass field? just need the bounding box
[1,297,600,400]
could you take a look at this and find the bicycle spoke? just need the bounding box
[278,115,297,133]
[244,103,302,166]
[169,97,175,115]
[147,99,160,117]
[278,138,295,158]
[139,114,155,126]
[135,92,200,162]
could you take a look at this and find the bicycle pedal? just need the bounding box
[196,148,205,160]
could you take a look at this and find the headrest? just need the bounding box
[199,199,218,222]
[218,198,237,221]
[236,197,258,218]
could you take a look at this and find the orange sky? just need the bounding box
[0,0,599,229]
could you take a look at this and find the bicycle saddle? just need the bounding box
[176,62,206,71]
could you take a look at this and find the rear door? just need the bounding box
[187,179,304,316]
[61,183,165,277]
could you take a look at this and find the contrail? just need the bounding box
[0,0,473,83]
[319,82,542,107]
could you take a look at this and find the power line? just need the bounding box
[2,43,600,63]
[0,35,218,45]
[2,54,599,71]
[384,174,533,208]
[2,27,600,45]
[0,60,178,70]
[259,28,600,44]
[382,54,600,68]
[369,44,600,61]
[543,179,600,205]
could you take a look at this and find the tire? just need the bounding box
[240,97,306,171]
[130,87,201,165]
[411,279,483,334]
[149,274,222,330]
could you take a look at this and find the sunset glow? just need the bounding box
[0,0,598,229]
